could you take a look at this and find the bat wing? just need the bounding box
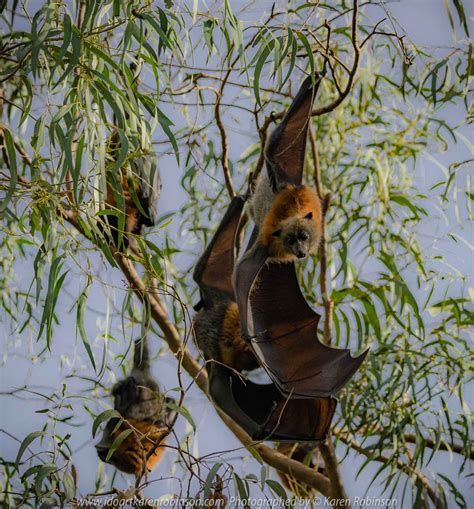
[265,73,324,189]
[209,364,336,442]
[234,243,368,398]
[193,200,335,442]
[193,196,245,307]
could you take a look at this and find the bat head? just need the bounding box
[269,212,320,262]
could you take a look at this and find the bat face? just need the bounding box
[260,184,322,263]
[270,215,320,261]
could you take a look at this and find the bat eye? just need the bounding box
[288,237,296,246]
[299,231,309,241]
[272,229,282,237]
[304,212,313,220]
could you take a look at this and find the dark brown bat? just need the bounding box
[95,336,175,476]
[193,197,336,442]
[234,75,368,400]
[103,128,161,249]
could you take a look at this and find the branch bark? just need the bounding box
[214,85,235,199]
[112,254,333,497]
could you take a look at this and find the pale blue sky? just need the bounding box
[1,1,472,506]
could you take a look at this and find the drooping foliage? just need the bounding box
[0,1,472,507]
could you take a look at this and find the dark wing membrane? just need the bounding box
[233,238,269,336]
[195,198,337,442]
[261,395,336,442]
[238,259,368,398]
[265,73,323,189]
[193,196,245,306]
[209,365,336,442]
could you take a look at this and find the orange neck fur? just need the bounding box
[260,185,321,259]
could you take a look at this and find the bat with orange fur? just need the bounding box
[234,75,368,401]
[102,128,161,250]
[95,337,175,476]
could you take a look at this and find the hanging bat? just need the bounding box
[234,75,368,400]
[193,196,336,442]
[103,127,161,250]
[95,336,175,476]
[246,75,324,263]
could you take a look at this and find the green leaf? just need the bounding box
[76,280,96,371]
[92,409,121,439]
[105,429,133,462]
[15,431,45,469]
[247,446,263,465]
[50,13,72,80]
[54,27,81,88]
[233,473,249,501]
[37,255,67,348]
[296,32,315,78]
[111,129,129,174]
[265,479,287,499]
[203,462,222,501]
[166,401,195,432]
[253,38,274,107]
[0,128,18,213]
[157,107,179,163]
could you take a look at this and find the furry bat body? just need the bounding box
[95,337,175,476]
[193,197,336,442]
[194,300,258,373]
[234,74,368,400]
[247,175,322,262]
[103,129,161,249]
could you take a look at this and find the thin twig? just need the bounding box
[309,124,333,346]
[214,85,235,199]
[334,429,442,507]
[311,0,360,117]
[110,253,332,496]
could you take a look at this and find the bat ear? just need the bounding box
[304,212,313,220]
[272,229,282,237]
[265,73,324,188]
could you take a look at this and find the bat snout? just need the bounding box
[296,250,306,259]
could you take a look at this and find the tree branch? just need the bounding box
[319,440,349,501]
[214,86,235,199]
[311,0,360,117]
[309,124,333,347]
[107,253,333,496]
